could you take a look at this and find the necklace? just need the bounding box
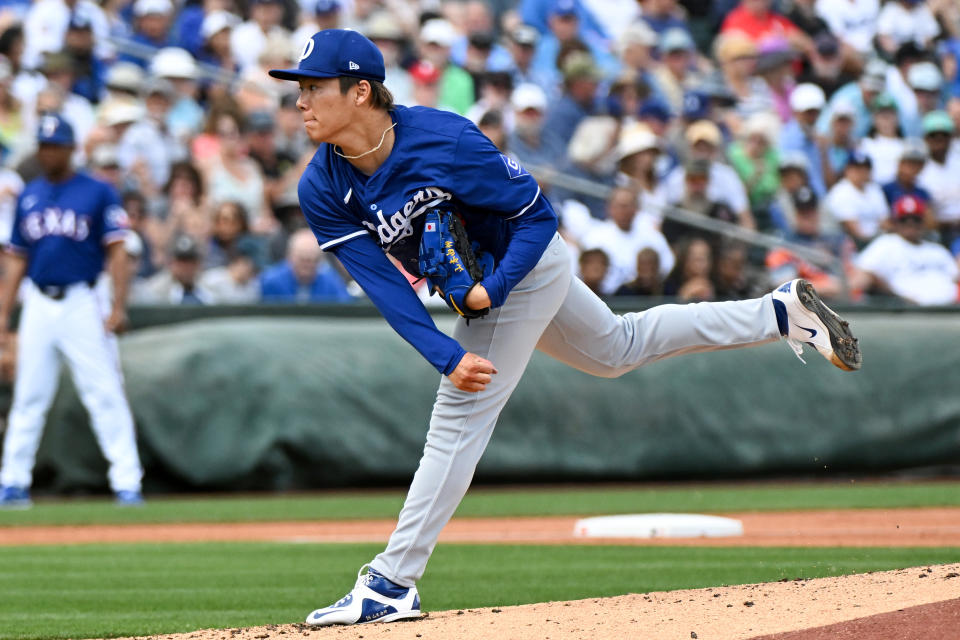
[333,122,397,160]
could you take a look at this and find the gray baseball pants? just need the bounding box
[369,233,781,586]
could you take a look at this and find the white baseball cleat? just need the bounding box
[772,278,862,371]
[305,565,421,626]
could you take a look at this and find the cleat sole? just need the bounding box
[796,279,862,371]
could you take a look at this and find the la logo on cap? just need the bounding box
[349,61,359,70]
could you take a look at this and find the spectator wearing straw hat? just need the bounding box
[364,11,413,107]
[665,119,755,229]
[614,123,669,228]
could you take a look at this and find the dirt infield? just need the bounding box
[7,508,958,639]
[4,507,960,547]
[110,564,960,640]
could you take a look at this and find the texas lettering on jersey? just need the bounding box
[20,207,92,242]
[361,186,453,248]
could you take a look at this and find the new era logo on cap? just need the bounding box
[269,29,385,83]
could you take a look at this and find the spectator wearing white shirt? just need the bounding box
[22,0,110,70]
[580,186,675,294]
[665,119,755,230]
[230,0,291,72]
[851,194,959,305]
[814,0,879,55]
[858,93,904,185]
[824,150,890,247]
[876,0,940,57]
[917,110,960,250]
[902,62,945,138]
[200,236,263,304]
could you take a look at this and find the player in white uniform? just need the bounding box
[269,30,862,626]
[0,115,144,508]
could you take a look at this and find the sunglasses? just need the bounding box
[895,214,924,224]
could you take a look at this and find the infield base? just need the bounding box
[573,513,743,538]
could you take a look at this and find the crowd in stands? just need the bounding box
[2,0,960,306]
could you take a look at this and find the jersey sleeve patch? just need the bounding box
[499,154,529,180]
[105,204,130,230]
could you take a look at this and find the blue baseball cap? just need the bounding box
[550,0,577,17]
[846,150,872,168]
[638,99,671,122]
[682,91,709,120]
[314,0,340,14]
[36,113,75,146]
[268,29,385,83]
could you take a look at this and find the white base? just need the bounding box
[573,513,743,539]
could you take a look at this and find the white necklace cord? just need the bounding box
[333,122,397,159]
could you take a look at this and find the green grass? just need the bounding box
[1,481,959,526]
[0,542,957,640]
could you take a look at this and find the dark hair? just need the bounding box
[0,25,22,60]
[579,247,610,266]
[214,200,250,234]
[164,161,204,200]
[202,95,244,135]
[338,76,394,110]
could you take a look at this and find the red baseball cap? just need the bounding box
[892,194,927,219]
[409,60,441,85]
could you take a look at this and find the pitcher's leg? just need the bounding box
[537,276,781,378]
[0,294,62,489]
[370,235,571,586]
[58,291,143,493]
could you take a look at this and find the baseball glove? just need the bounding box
[418,209,494,320]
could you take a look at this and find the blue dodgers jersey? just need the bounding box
[298,105,549,276]
[9,172,129,287]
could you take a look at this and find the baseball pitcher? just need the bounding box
[268,30,861,626]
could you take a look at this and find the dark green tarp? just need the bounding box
[20,312,960,494]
